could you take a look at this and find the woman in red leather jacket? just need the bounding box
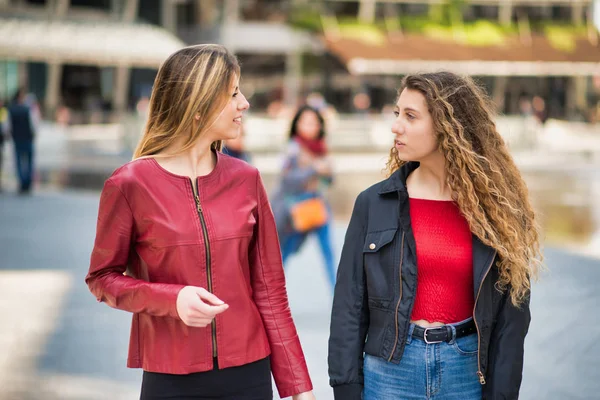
[85,44,315,400]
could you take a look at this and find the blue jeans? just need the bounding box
[281,222,336,289]
[13,140,34,191]
[364,321,482,399]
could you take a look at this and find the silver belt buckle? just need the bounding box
[423,327,444,344]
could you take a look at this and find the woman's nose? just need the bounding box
[239,94,250,111]
[391,120,404,136]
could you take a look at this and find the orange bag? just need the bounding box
[289,197,328,232]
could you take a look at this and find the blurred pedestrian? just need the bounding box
[518,95,538,149]
[271,105,336,289]
[24,92,41,128]
[532,95,547,125]
[329,71,542,400]
[306,92,339,131]
[0,98,9,192]
[353,92,371,116]
[8,88,36,194]
[85,44,314,400]
[55,104,71,127]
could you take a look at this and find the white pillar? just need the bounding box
[570,76,588,117]
[55,0,69,18]
[224,0,240,23]
[161,0,177,33]
[572,1,584,25]
[358,0,376,24]
[18,62,27,94]
[122,0,139,22]
[223,0,240,53]
[492,76,508,112]
[284,51,302,108]
[198,0,217,26]
[45,62,62,117]
[114,66,131,115]
[499,0,512,27]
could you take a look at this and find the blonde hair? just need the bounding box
[133,44,240,159]
[387,71,542,306]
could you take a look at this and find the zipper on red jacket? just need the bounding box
[473,250,497,385]
[190,179,218,360]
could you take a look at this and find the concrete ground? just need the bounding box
[0,190,599,399]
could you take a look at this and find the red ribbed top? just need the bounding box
[409,198,474,324]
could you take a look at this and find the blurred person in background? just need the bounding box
[8,88,36,194]
[0,98,9,192]
[24,92,42,131]
[353,92,371,116]
[306,92,338,124]
[329,72,541,400]
[222,123,251,163]
[518,95,539,149]
[532,95,548,125]
[271,105,336,289]
[85,44,314,400]
[55,104,71,127]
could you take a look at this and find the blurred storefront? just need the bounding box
[2,0,600,122]
[0,0,184,123]
[312,0,600,119]
[0,0,322,121]
[325,31,599,118]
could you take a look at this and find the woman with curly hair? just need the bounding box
[328,71,541,400]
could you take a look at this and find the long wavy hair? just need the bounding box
[387,72,542,306]
[133,44,240,159]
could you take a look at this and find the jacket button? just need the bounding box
[369,243,376,250]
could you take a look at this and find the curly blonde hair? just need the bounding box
[386,71,542,306]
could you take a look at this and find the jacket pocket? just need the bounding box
[363,229,398,301]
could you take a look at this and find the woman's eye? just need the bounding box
[393,111,399,117]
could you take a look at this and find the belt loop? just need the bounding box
[448,325,457,345]
[406,323,415,344]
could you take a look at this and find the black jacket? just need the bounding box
[328,162,531,400]
[8,104,34,142]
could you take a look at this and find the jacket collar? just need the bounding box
[377,162,420,195]
[472,235,498,298]
[378,160,497,293]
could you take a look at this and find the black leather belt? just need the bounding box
[412,319,477,344]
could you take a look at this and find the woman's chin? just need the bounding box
[396,153,413,163]
[219,130,241,142]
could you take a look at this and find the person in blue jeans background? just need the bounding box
[8,88,36,194]
[0,98,9,192]
[271,105,336,289]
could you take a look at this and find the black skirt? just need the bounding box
[140,357,272,400]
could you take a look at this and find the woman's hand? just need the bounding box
[292,391,316,400]
[176,286,228,327]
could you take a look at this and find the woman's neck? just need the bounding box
[407,153,451,200]
[157,137,216,180]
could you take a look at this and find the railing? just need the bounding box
[42,113,600,157]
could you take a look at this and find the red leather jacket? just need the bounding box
[85,152,313,398]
